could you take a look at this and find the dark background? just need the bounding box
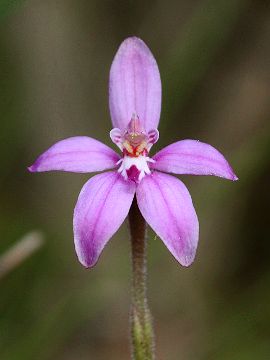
[0,0,269,359]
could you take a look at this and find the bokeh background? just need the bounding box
[1,0,269,359]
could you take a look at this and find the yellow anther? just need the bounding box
[123,141,133,154]
[136,141,147,154]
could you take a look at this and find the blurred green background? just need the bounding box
[0,0,269,359]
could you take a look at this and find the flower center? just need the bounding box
[110,116,159,183]
[117,126,155,183]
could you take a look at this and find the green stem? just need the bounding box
[128,199,155,360]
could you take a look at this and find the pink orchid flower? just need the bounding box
[29,37,237,268]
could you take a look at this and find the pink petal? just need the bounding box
[28,136,120,173]
[147,129,159,145]
[109,37,161,132]
[152,140,238,180]
[136,172,199,266]
[110,128,124,150]
[73,171,136,267]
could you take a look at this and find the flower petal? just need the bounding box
[109,37,161,132]
[136,172,199,266]
[152,140,238,180]
[73,171,136,267]
[110,128,124,150]
[28,136,120,173]
[147,129,159,145]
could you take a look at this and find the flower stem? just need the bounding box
[128,199,155,360]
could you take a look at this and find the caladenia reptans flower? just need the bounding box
[29,37,237,359]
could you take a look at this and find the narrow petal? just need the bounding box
[109,37,161,132]
[152,140,238,180]
[28,136,120,173]
[136,172,199,266]
[74,171,136,267]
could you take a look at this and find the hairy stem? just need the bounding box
[128,199,155,360]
